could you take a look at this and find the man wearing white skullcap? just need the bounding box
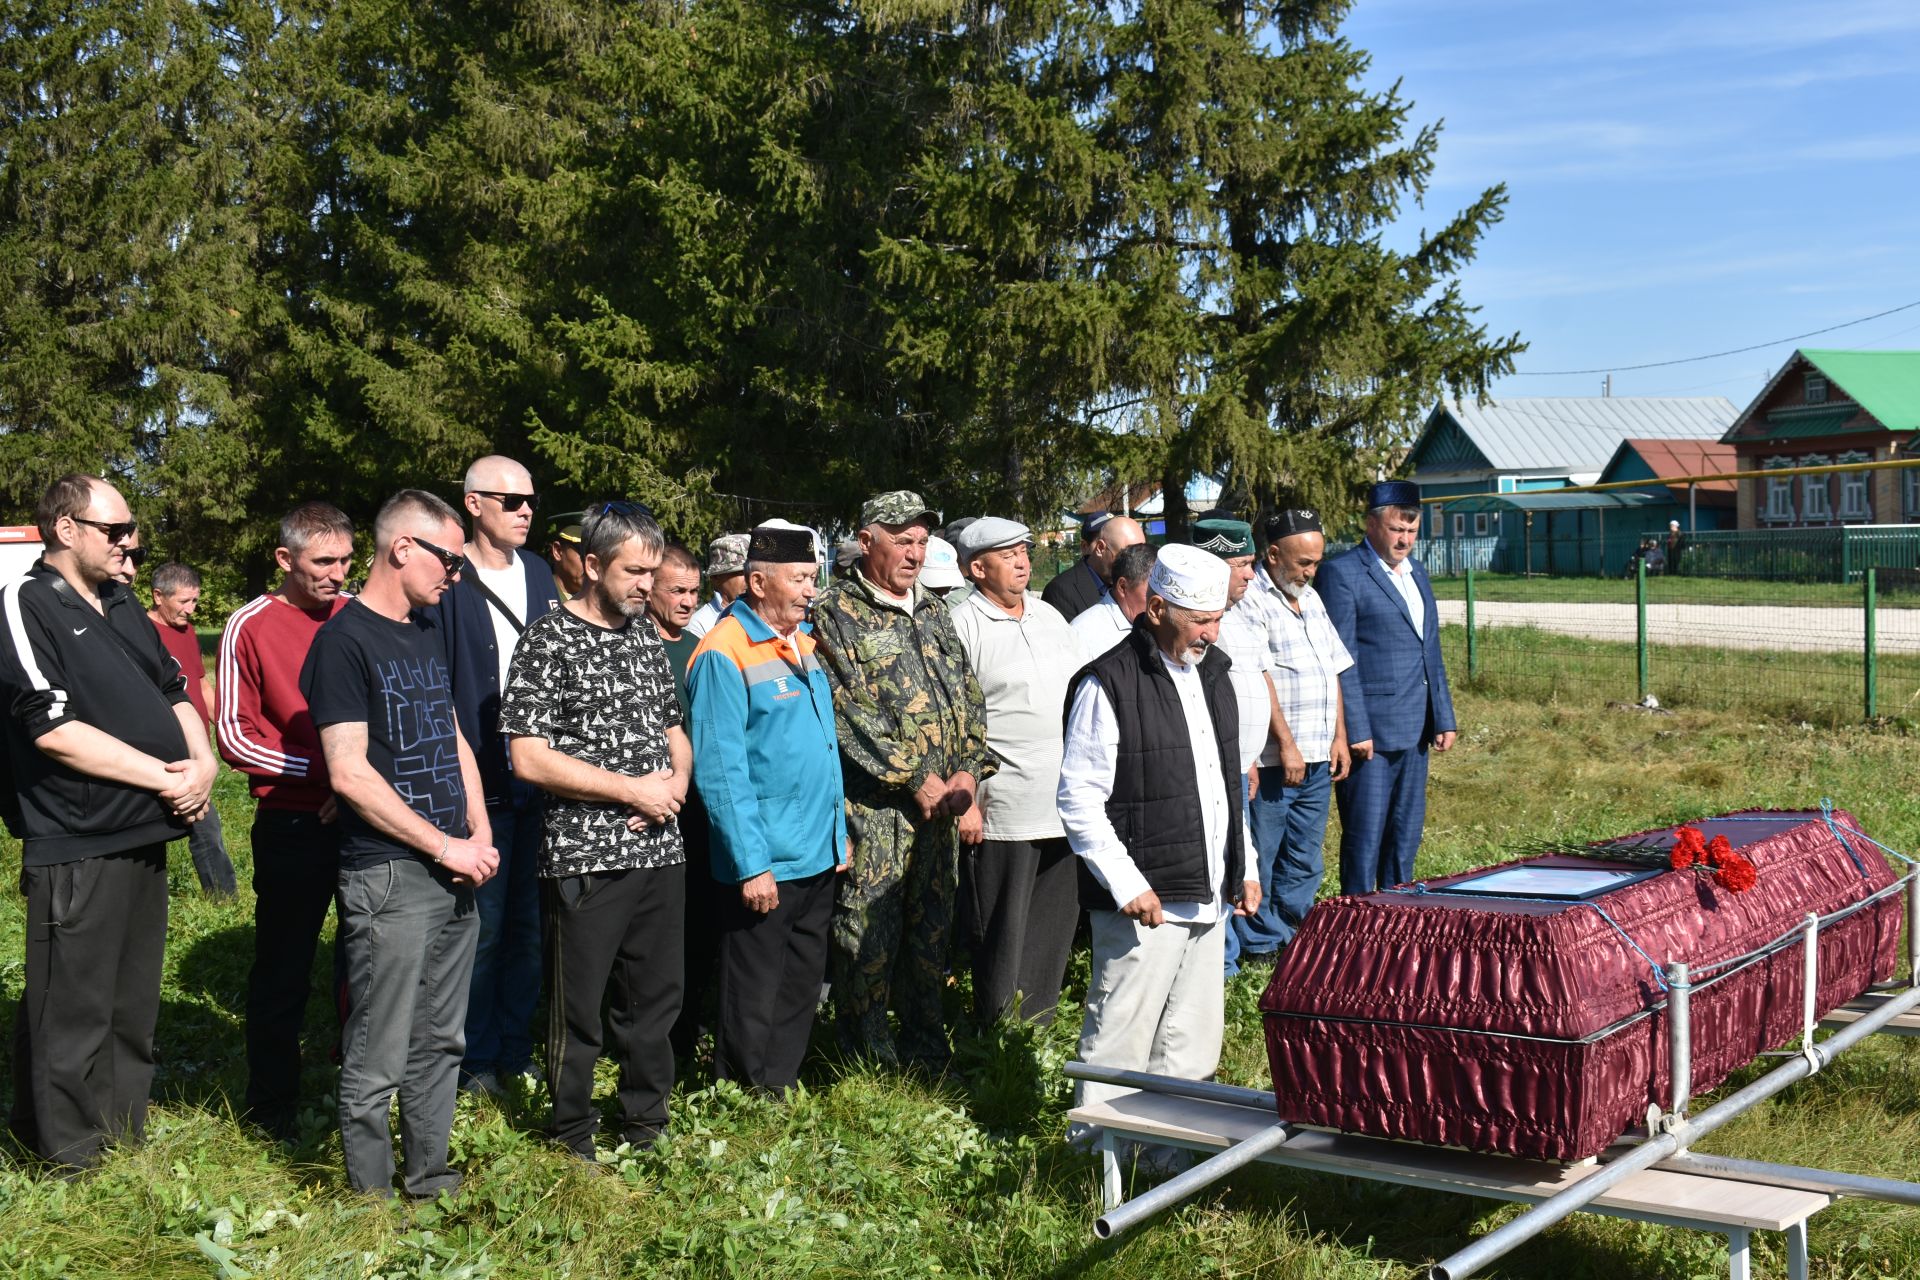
[1058,544,1261,1136]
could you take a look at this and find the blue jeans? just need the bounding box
[1225,762,1331,976]
[463,782,544,1077]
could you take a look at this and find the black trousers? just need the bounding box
[10,845,168,1171]
[715,868,835,1093]
[959,837,1078,1028]
[669,798,719,1059]
[243,808,342,1135]
[543,863,684,1156]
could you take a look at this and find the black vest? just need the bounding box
[1070,621,1245,911]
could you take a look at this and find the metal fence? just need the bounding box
[1433,547,1920,726]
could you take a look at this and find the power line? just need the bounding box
[1512,298,1920,377]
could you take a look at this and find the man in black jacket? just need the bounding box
[1040,512,1146,622]
[1,474,219,1172]
[1056,543,1260,1124]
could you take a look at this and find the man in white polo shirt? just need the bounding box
[1060,544,1260,1120]
[947,517,1082,1027]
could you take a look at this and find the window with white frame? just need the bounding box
[1474,513,1489,536]
[1806,373,1828,404]
[1430,506,1443,537]
[1838,450,1872,521]
[1802,454,1833,521]
[1763,457,1795,522]
[1452,512,1465,537]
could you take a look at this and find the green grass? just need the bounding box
[1427,572,1909,609]
[6,698,1920,1276]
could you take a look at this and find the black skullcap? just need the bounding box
[1265,508,1323,540]
[747,526,814,564]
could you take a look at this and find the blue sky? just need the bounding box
[1342,0,1920,406]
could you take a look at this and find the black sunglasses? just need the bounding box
[412,536,468,581]
[125,546,149,568]
[596,499,655,519]
[473,490,536,512]
[74,516,139,543]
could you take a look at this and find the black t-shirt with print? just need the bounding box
[497,606,685,877]
[300,599,468,870]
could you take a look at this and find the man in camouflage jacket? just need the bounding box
[813,490,994,1068]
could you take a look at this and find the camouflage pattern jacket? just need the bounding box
[812,573,994,810]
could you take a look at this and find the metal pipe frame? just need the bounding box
[1667,961,1691,1130]
[1659,1152,1920,1207]
[1093,1122,1298,1239]
[1064,1062,1274,1110]
[1429,973,1920,1280]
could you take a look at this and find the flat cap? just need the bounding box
[953,516,1032,560]
[860,490,939,529]
[1080,510,1115,541]
[705,533,750,577]
[1191,517,1254,558]
[1366,480,1421,510]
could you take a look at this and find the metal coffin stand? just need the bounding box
[1069,868,1920,1280]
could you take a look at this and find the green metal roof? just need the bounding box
[1802,349,1920,431]
[1442,492,1657,514]
[1755,407,1863,440]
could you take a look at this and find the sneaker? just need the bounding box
[460,1070,504,1099]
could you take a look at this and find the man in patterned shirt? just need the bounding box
[499,502,690,1163]
[1231,508,1353,963]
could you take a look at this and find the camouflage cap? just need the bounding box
[705,532,750,578]
[859,489,939,529]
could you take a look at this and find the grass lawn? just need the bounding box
[6,689,1920,1277]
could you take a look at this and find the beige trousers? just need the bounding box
[1075,909,1226,1109]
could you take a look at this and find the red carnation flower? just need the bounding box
[1713,852,1758,893]
[1671,826,1706,869]
[1670,844,1696,870]
[1707,834,1733,864]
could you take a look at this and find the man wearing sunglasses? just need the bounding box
[302,488,499,1199]
[0,474,219,1173]
[440,455,562,1098]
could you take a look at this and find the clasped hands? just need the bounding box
[913,769,976,824]
[159,756,217,823]
[624,767,685,830]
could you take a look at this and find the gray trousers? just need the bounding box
[336,857,478,1197]
[959,837,1078,1027]
[1075,911,1225,1111]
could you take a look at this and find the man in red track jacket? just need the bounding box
[216,501,355,1142]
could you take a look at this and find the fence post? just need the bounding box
[1843,529,1853,586]
[1636,556,1649,704]
[1865,566,1878,721]
[1466,566,1479,680]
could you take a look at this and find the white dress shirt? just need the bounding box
[1069,593,1131,666]
[1058,653,1255,923]
[1374,548,1425,639]
[1214,599,1274,772]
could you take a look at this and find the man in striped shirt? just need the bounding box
[216,501,355,1142]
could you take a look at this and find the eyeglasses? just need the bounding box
[473,491,536,512]
[412,536,468,581]
[73,517,139,543]
[126,546,149,569]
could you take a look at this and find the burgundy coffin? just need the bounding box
[1259,810,1899,1161]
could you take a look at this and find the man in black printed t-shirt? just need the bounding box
[499,501,689,1162]
[301,489,499,1199]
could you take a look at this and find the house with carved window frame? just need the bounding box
[1720,349,1920,528]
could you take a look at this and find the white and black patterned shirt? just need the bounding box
[498,607,685,876]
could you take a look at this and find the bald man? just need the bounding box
[1042,513,1146,622]
[439,455,561,1096]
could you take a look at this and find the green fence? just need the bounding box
[1439,562,1920,726]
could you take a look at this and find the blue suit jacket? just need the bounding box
[1316,543,1456,753]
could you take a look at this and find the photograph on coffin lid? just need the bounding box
[1260,808,1902,1161]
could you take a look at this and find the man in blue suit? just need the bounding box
[1316,481,1457,895]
